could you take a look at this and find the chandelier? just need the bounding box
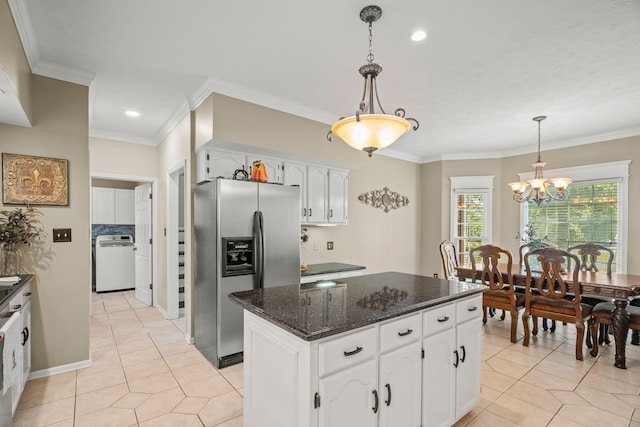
[327,5,419,157]
[508,116,571,205]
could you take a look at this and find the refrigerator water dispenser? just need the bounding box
[222,237,254,276]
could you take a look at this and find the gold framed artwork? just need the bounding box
[2,153,69,206]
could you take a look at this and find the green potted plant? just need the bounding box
[0,206,45,276]
[516,223,548,250]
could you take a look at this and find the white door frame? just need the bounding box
[166,161,185,320]
[91,172,158,308]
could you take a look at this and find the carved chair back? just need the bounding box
[568,243,614,274]
[524,247,581,306]
[439,240,458,279]
[470,245,514,294]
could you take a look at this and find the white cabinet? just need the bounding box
[284,161,308,222]
[422,295,482,427]
[247,155,284,184]
[91,188,134,225]
[379,342,422,426]
[197,149,247,183]
[307,166,329,224]
[10,282,32,416]
[328,169,348,224]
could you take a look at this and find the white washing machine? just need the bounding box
[95,235,135,292]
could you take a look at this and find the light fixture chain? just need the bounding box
[367,21,374,64]
[537,119,542,163]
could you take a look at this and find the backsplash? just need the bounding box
[92,224,135,245]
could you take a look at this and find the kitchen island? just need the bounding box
[230,272,485,427]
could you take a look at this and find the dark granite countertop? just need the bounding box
[0,275,33,309]
[301,262,366,277]
[230,272,485,341]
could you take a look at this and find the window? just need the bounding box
[450,176,493,266]
[518,161,629,273]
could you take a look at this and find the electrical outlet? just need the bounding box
[313,242,319,251]
[327,241,334,250]
[53,228,72,242]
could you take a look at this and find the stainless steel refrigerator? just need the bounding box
[194,178,301,368]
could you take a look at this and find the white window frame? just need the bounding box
[517,160,630,273]
[450,176,494,257]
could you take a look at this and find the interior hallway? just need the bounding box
[12,290,640,426]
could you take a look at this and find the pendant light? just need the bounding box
[508,116,571,205]
[327,5,419,157]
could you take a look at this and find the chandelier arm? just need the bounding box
[513,185,534,203]
[406,117,420,131]
[372,76,385,114]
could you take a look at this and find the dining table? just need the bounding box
[456,265,640,369]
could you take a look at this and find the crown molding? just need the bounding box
[154,101,190,144]
[8,0,39,70]
[32,60,96,86]
[90,129,157,146]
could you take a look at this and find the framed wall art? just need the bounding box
[2,153,69,206]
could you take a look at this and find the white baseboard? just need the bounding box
[155,304,169,318]
[184,332,194,344]
[29,357,92,380]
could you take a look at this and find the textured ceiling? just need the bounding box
[8,0,640,162]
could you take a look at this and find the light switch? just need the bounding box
[53,228,72,242]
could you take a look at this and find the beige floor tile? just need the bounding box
[480,370,518,393]
[75,383,129,416]
[463,409,519,427]
[74,407,138,427]
[581,371,640,395]
[589,360,640,387]
[124,358,171,382]
[112,391,153,409]
[128,371,180,394]
[547,413,590,427]
[198,390,243,426]
[575,383,634,418]
[172,361,221,386]
[495,347,544,368]
[486,356,532,380]
[173,396,209,414]
[139,412,204,427]
[520,369,578,391]
[108,309,139,320]
[164,348,209,370]
[76,366,127,395]
[180,375,234,398]
[215,415,243,427]
[135,386,185,422]
[116,334,156,355]
[505,380,562,412]
[90,334,117,349]
[119,346,162,367]
[46,420,75,427]
[531,358,589,383]
[219,363,244,390]
[555,404,630,427]
[12,397,75,427]
[22,371,76,392]
[476,385,502,410]
[486,394,556,426]
[548,390,590,406]
[156,340,197,358]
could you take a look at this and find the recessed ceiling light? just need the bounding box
[411,30,427,42]
[125,110,140,118]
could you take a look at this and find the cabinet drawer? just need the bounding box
[319,327,377,377]
[423,303,455,336]
[456,295,483,324]
[380,313,421,353]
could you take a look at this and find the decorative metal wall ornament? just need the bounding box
[358,187,409,213]
[327,5,419,157]
[2,153,69,205]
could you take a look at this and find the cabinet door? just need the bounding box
[115,189,135,224]
[307,166,328,223]
[422,328,456,427]
[92,187,115,224]
[455,318,482,419]
[379,342,422,427]
[249,155,283,184]
[21,298,31,393]
[283,161,307,222]
[319,358,378,427]
[211,149,247,179]
[328,169,348,224]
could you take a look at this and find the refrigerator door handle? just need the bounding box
[253,210,265,289]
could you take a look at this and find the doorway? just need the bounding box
[166,162,186,319]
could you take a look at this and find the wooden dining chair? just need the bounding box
[569,243,615,346]
[521,247,593,360]
[439,240,459,280]
[588,301,640,357]
[519,242,557,332]
[470,245,524,343]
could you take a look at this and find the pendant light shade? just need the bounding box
[327,5,419,157]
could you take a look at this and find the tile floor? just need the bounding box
[13,291,640,426]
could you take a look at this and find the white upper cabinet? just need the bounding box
[328,169,348,224]
[197,149,247,183]
[92,188,134,224]
[247,155,284,184]
[307,166,329,224]
[283,161,308,222]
